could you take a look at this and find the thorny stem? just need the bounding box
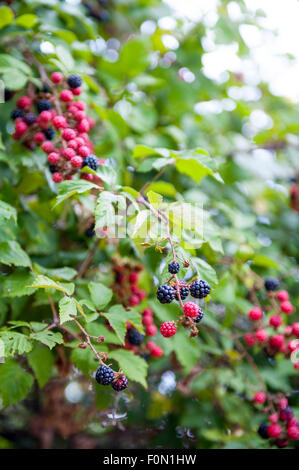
[77,240,98,279]
[72,318,106,366]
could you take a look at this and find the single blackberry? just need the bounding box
[168,261,180,274]
[127,327,144,346]
[67,74,83,89]
[175,284,189,301]
[48,164,57,174]
[112,375,128,392]
[11,109,24,120]
[279,407,293,421]
[189,280,211,299]
[157,285,175,304]
[82,155,98,171]
[4,89,13,101]
[44,128,55,140]
[265,278,280,291]
[95,365,114,385]
[36,99,52,113]
[258,423,269,439]
[23,113,36,125]
[194,309,204,324]
[85,223,95,237]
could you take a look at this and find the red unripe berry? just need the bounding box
[39,110,52,122]
[269,314,283,328]
[287,340,299,352]
[41,141,55,153]
[62,128,76,141]
[62,147,76,160]
[17,96,31,109]
[68,139,78,150]
[255,329,268,343]
[249,306,263,321]
[52,172,63,183]
[160,321,177,338]
[276,290,289,302]
[130,285,139,294]
[253,391,266,404]
[78,145,90,157]
[151,346,163,357]
[75,137,85,146]
[53,115,67,129]
[270,334,284,349]
[285,325,293,336]
[280,301,294,314]
[74,110,85,121]
[74,101,85,110]
[269,413,279,424]
[129,272,139,284]
[128,295,140,306]
[70,156,83,168]
[244,333,256,346]
[137,289,146,301]
[77,119,90,133]
[287,426,299,440]
[267,424,281,438]
[72,87,82,96]
[294,362,299,370]
[60,89,73,102]
[15,121,28,135]
[51,72,63,84]
[81,173,94,181]
[48,152,60,164]
[142,316,153,327]
[146,341,156,352]
[183,301,200,318]
[12,132,21,140]
[292,323,299,338]
[34,132,46,144]
[143,308,153,317]
[146,324,157,337]
[278,397,288,409]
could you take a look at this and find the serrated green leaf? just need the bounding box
[58,296,77,324]
[0,331,32,356]
[28,346,54,387]
[54,180,99,207]
[109,349,148,388]
[30,330,63,349]
[102,305,143,345]
[88,282,113,310]
[0,241,31,267]
[0,200,17,224]
[0,359,34,408]
[30,275,74,295]
[2,271,37,297]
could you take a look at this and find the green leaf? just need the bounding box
[0,331,32,356]
[0,359,34,408]
[102,305,143,345]
[147,190,163,209]
[15,14,37,28]
[175,150,221,184]
[56,45,74,71]
[0,241,31,267]
[30,330,63,349]
[58,296,77,324]
[96,165,117,187]
[2,271,37,297]
[0,200,17,224]
[54,180,99,207]
[94,191,126,232]
[0,6,14,30]
[34,264,77,281]
[28,346,54,387]
[109,349,148,388]
[88,282,113,310]
[30,275,74,296]
[191,257,218,287]
[70,344,107,377]
[2,70,28,90]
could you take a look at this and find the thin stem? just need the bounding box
[73,318,106,366]
[77,240,98,279]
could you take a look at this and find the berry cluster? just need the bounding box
[156,260,210,338]
[244,281,298,369]
[255,394,299,447]
[10,73,105,184]
[95,365,128,392]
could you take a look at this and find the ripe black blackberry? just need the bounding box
[36,99,52,113]
[11,109,24,120]
[48,164,57,174]
[67,74,82,89]
[265,278,280,291]
[44,128,55,140]
[85,223,95,237]
[258,423,269,439]
[112,375,128,391]
[4,89,13,101]
[174,283,189,301]
[95,365,114,385]
[157,285,175,304]
[189,280,211,299]
[194,309,204,324]
[127,327,144,346]
[23,113,36,125]
[168,261,180,274]
[82,155,98,171]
